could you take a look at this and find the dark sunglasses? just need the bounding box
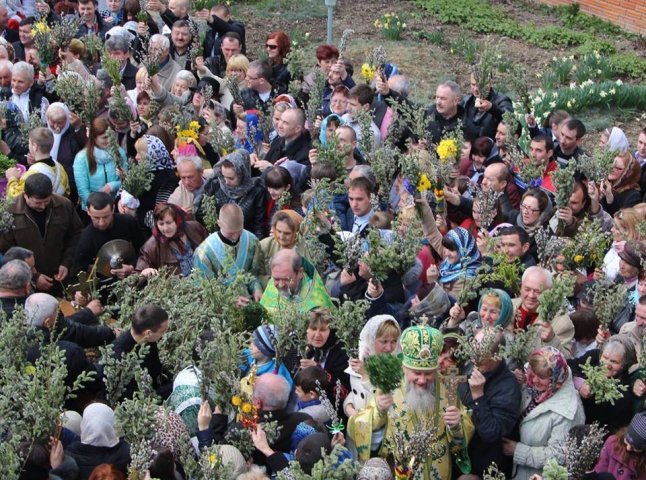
[265,44,278,50]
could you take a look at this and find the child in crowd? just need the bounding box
[241,324,293,396]
[294,366,331,425]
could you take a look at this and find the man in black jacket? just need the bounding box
[25,292,116,348]
[76,0,111,40]
[462,74,514,141]
[71,192,146,292]
[12,17,35,61]
[458,328,521,478]
[426,81,465,144]
[111,304,172,399]
[203,4,246,59]
[261,108,312,170]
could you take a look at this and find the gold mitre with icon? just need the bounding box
[400,323,444,371]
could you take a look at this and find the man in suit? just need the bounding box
[341,176,375,234]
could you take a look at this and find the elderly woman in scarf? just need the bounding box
[502,346,585,480]
[66,403,131,480]
[199,149,268,239]
[46,102,86,203]
[601,151,642,216]
[130,134,179,229]
[343,314,402,417]
[446,288,514,334]
[253,209,306,287]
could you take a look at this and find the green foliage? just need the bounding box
[364,354,403,393]
[276,444,359,479]
[195,324,245,408]
[0,309,96,445]
[332,298,369,358]
[577,147,615,183]
[104,267,254,375]
[363,218,421,283]
[477,252,524,297]
[555,3,624,36]
[370,144,399,201]
[456,325,503,366]
[581,358,627,405]
[610,53,646,78]
[265,298,311,366]
[201,193,219,233]
[450,36,479,64]
[19,111,43,144]
[100,343,150,408]
[483,462,506,480]
[562,218,611,271]
[0,192,15,234]
[537,274,575,324]
[114,368,161,446]
[542,458,568,480]
[551,161,577,210]
[588,280,628,329]
[414,28,445,45]
[565,422,608,480]
[122,158,154,198]
[505,325,541,368]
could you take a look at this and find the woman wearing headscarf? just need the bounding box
[137,203,208,277]
[343,315,401,417]
[420,198,481,298]
[46,102,86,204]
[254,209,305,288]
[601,151,642,216]
[502,346,585,480]
[599,126,630,154]
[570,335,637,434]
[199,149,268,239]
[447,288,514,337]
[66,403,131,480]
[130,134,179,229]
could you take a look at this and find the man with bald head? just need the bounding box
[193,203,262,305]
[25,292,115,348]
[260,249,333,313]
[262,107,312,172]
[481,162,521,219]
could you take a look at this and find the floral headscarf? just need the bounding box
[439,227,481,284]
[525,346,569,411]
[145,135,176,171]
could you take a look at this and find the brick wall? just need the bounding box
[538,0,646,34]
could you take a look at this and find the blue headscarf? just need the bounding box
[439,227,481,284]
[318,114,345,145]
[236,110,263,154]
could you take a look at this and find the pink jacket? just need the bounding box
[595,435,646,480]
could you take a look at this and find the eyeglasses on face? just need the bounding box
[520,204,540,213]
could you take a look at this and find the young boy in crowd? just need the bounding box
[294,366,331,425]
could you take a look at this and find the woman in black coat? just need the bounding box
[198,149,268,239]
[265,31,292,95]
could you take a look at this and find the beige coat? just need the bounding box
[511,298,575,358]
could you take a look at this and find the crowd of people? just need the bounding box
[0,0,645,479]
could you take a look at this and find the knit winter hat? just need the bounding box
[626,412,646,450]
[252,324,278,359]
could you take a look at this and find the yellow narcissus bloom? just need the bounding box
[361,63,376,83]
[189,120,200,131]
[208,453,218,466]
[231,395,242,406]
[32,21,51,35]
[241,403,253,414]
[436,139,458,162]
[417,174,431,192]
[574,254,584,263]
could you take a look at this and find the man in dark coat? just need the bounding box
[426,81,465,144]
[462,76,514,141]
[458,329,521,478]
[76,0,111,40]
[263,108,312,168]
[203,4,246,58]
[0,259,32,317]
[0,174,82,296]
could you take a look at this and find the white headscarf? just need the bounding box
[358,315,402,361]
[607,127,630,154]
[46,102,71,162]
[80,403,119,448]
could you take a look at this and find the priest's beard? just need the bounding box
[405,380,436,414]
